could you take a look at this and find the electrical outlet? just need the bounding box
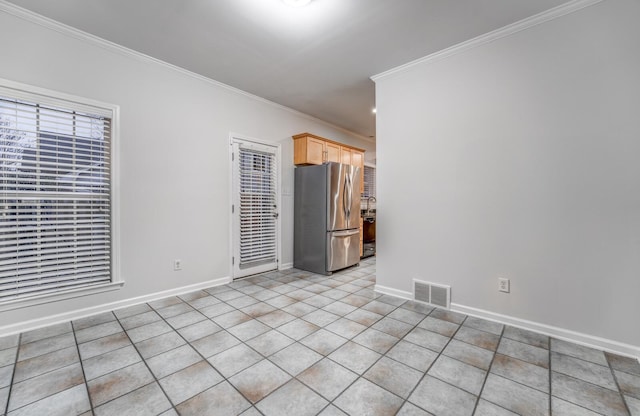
[173,259,182,271]
[498,277,510,293]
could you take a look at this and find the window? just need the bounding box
[0,80,120,307]
[363,165,376,198]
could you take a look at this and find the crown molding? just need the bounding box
[0,0,372,143]
[371,0,603,82]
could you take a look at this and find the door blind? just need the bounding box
[238,146,276,268]
[0,95,112,301]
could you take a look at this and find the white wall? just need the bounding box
[0,8,373,331]
[375,0,640,350]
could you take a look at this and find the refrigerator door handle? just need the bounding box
[332,229,360,237]
[346,173,352,223]
[342,173,349,225]
[350,172,355,220]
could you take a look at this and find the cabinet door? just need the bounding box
[340,146,352,165]
[351,150,363,168]
[351,151,364,190]
[294,136,325,165]
[307,137,326,165]
[325,141,341,163]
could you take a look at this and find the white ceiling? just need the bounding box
[7,0,568,138]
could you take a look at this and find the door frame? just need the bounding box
[228,132,282,279]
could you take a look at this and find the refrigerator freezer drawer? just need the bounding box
[327,229,360,272]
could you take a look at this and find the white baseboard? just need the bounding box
[374,284,413,300]
[373,285,639,359]
[279,262,293,270]
[450,303,640,360]
[0,276,231,337]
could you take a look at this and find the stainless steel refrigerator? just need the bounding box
[294,163,361,275]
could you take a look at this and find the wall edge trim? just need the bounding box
[371,0,603,82]
[0,276,232,337]
[374,284,413,300]
[450,303,640,360]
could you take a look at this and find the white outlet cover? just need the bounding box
[498,278,510,293]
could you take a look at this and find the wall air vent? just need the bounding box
[413,279,451,309]
[414,281,430,303]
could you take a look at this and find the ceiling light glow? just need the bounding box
[372,108,377,114]
[282,0,312,7]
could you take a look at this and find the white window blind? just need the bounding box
[238,146,277,268]
[0,91,113,302]
[363,165,376,198]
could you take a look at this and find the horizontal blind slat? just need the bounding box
[0,235,109,250]
[0,259,111,279]
[0,251,110,268]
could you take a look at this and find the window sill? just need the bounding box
[0,281,125,312]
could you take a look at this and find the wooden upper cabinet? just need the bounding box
[340,146,352,165]
[292,133,365,171]
[351,150,363,168]
[351,150,365,186]
[294,135,325,165]
[325,141,341,163]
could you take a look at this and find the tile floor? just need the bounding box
[1,257,639,416]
